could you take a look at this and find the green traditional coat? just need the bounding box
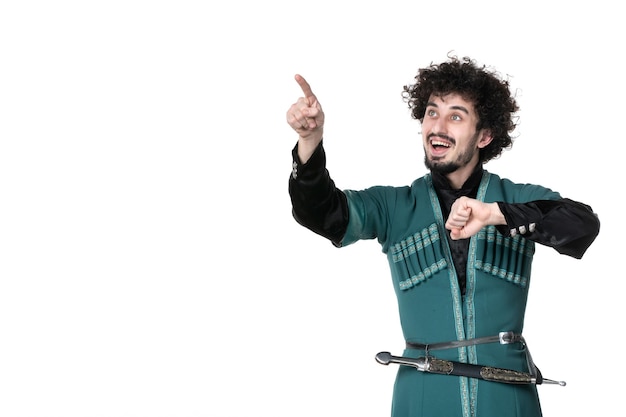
[341,171,561,417]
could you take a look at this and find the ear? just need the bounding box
[477,129,494,149]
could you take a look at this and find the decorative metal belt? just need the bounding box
[376,331,565,386]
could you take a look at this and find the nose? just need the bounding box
[431,116,448,136]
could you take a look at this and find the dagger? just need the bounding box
[375,351,565,386]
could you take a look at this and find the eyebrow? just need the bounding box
[426,101,470,115]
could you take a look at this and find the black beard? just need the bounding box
[424,156,461,175]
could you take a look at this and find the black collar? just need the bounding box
[431,164,484,194]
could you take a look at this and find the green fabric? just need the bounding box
[342,171,561,417]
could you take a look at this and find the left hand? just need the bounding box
[445,197,505,240]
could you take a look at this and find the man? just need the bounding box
[286,56,600,417]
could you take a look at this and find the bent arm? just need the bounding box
[496,199,600,259]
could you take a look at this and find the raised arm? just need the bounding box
[286,75,349,246]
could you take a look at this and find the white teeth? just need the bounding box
[431,140,450,147]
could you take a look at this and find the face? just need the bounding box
[421,93,492,176]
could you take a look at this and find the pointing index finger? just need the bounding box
[294,74,315,99]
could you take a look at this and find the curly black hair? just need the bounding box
[403,55,519,163]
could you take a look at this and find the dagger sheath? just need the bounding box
[375,352,564,385]
[429,357,533,384]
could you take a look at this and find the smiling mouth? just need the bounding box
[430,139,451,149]
[428,133,455,149]
[428,136,453,157]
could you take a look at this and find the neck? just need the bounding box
[445,160,481,189]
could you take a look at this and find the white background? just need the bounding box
[0,1,621,416]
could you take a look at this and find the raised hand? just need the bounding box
[286,74,325,163]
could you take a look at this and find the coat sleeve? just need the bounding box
[496,199,600,259]
[288,141,349,247]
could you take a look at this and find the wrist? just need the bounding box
[297,136,323,164]
[490,202,506,225]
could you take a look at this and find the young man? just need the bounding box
[286,56,600,417]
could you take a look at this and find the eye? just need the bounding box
[451,114,462,121]
[427,109,437,117]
